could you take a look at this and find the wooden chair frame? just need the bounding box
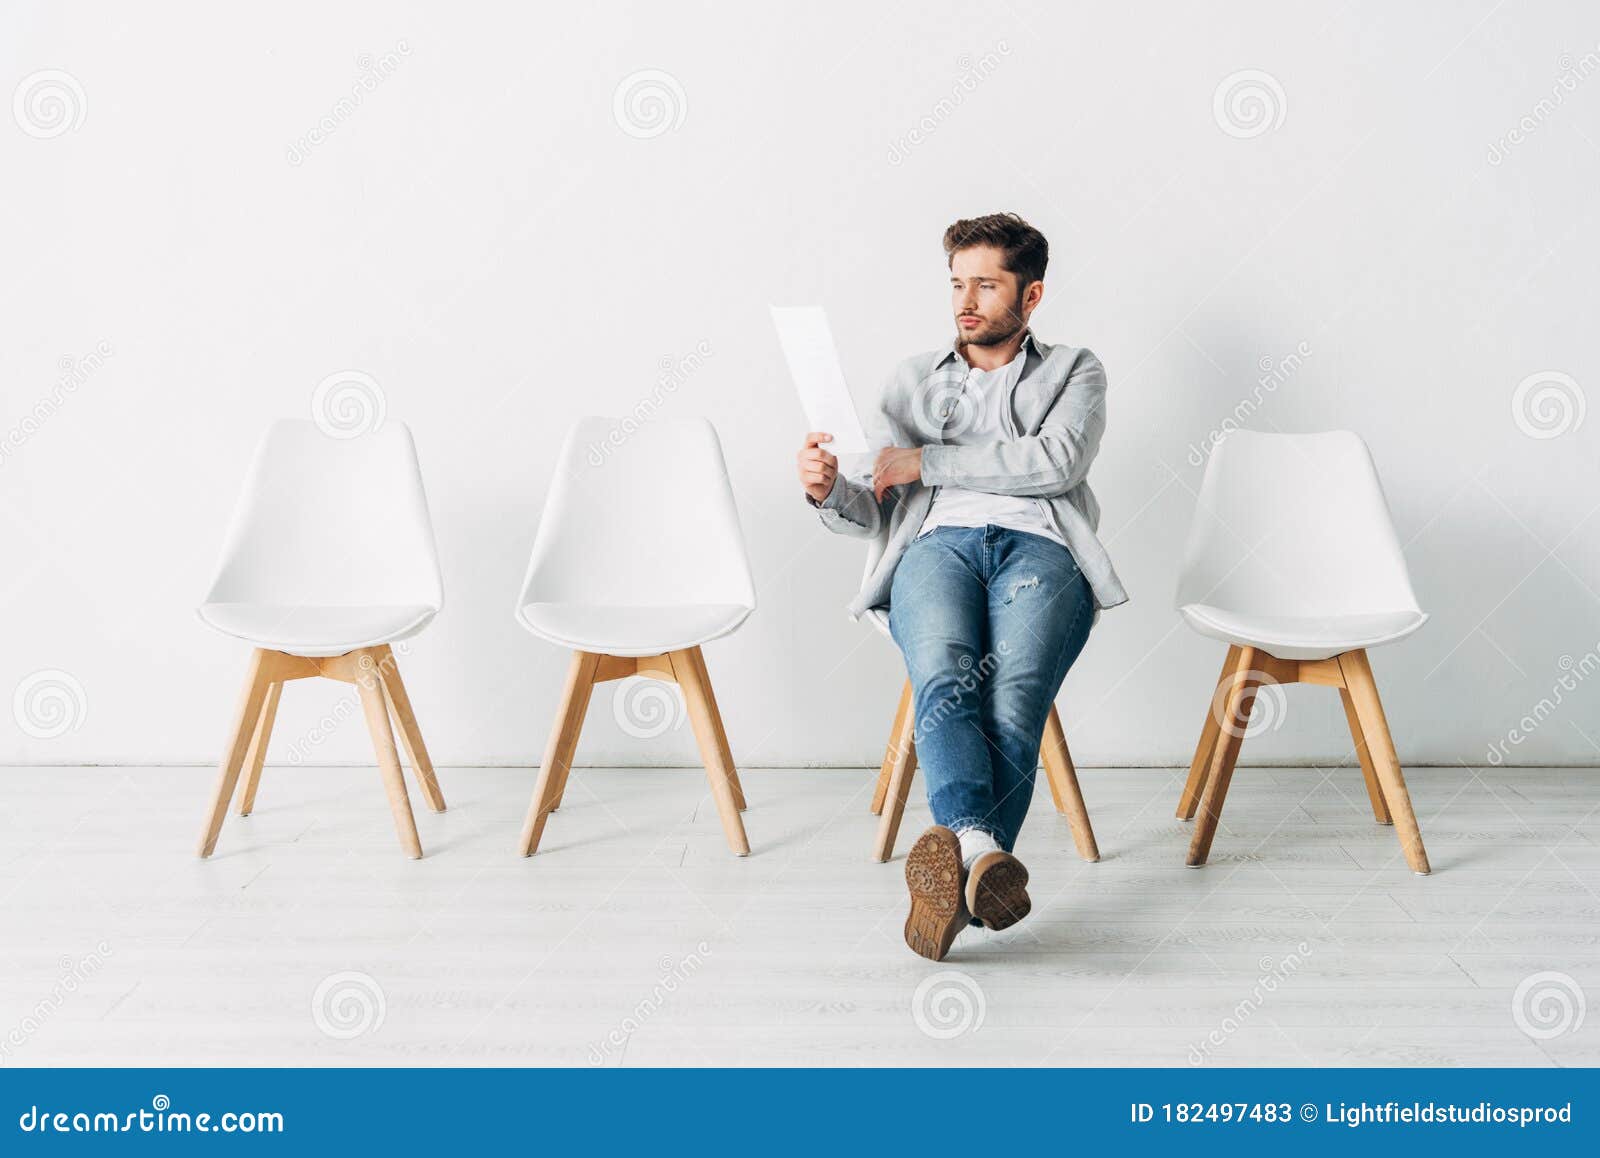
[519,645,749,858]
[1176,644,1430,873]
[868,679,1100,864]
[197,644,444,860]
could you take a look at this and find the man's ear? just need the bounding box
[1022,280,1043,318]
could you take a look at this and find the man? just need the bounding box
[796,213,1127,960]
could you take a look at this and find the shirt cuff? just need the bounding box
[808,475,845,510]
[919,445,957,488]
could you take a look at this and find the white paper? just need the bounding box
[770,305,871,457]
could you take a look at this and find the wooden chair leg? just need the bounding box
[690,647,746,812]
[669,646,750,856]
[234,680,281,817]
[1177,645,1239,819]
[520,651,601,855]
[355,651,423,859]
[1040,706,1099,862]
[871,680,913,815]
[1340,686,1392,825]
[375,648,445,813]
[1337,650,1430,874]
[198,649,278,857]
[871,695,919,862]
[1187,646,1259,867]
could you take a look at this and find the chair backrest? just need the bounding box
[861,525,892,635]
[204,419,443,608]
[1174,429,1421,618]
[519,417,755,610]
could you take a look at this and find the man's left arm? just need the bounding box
[918,351,1107,498]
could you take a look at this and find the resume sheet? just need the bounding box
[770,306,871,457]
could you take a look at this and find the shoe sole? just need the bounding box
[969,856,1031,931]
[904,829,967,961]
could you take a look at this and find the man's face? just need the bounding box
[950,245,1036,347]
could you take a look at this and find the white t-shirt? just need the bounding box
[915,346,1067,548]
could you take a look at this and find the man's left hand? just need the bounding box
[872,447,923,502]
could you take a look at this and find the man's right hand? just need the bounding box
[796,432,839,504]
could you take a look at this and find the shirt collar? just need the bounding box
[935,328,1042,370]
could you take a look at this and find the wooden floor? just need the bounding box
[1,764,1597,1067]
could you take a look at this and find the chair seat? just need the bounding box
[864,607,892,640]
[197,603,437,657]
[517,602,752,656]
[1178,603,1428,661]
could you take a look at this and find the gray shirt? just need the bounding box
[914,340,1067,549]
[811,331,1129,618]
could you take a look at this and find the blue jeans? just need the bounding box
[888,525,1094,852]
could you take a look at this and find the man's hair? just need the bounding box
[942,213,1049,288]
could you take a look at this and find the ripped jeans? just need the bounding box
[888,525,1094,852]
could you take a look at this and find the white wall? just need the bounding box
[4,1,1598,769]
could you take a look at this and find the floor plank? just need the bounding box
[0,765,1594,1067]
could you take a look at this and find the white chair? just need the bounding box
[1173,429,1430,873]
[516,417,756,857]
[862,532,1100,864]
[196,419,445,860]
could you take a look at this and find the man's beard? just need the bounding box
[956,294,1027,348]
